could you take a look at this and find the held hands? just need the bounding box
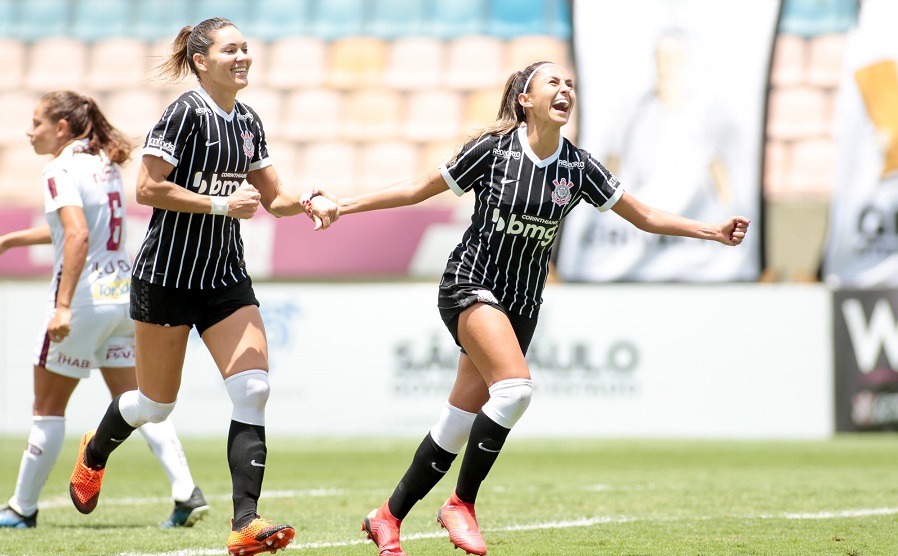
[301,189,340,230]
[224,180,261,219]
[718,216,751,246]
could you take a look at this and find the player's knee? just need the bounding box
[225,369,270,426]
[124,390,176,427]
[483,378,532,429]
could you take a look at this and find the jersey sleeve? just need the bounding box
[43,166,84,214]
[143,100,197,166]
[579,150,625,212]
[439,135,498,196]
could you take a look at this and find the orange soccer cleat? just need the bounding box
[436,491,487,555]
[361,500,407,556]
[226,516,295,556]
[69,431,105,514]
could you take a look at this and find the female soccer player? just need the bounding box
[314,61,750,556]
[67,18,328,555]
[0,91,207,530]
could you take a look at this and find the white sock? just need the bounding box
[8,416,65,516]
[137,419,196,502]
[429,403,477,454]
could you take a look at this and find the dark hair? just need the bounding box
[39,91,133,165]
[157,17,236,82]
[450,61,555,161]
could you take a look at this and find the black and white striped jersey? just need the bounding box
[133,87,270,289]
[439,125,624,318]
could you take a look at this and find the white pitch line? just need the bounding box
[118,506,898,556]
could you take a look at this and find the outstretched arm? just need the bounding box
[0,225,52,255]
[326,168,450,217]
[612,192,750,246]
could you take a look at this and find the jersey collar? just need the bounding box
[517,125,563,168]
[194,86,236,122]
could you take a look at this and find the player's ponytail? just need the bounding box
[156,17,236,82]
[448,61,554,163]
[38,91,134,165]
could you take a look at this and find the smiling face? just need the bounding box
[194,25,252,95]
[27,101,69,157]
[518,64,576,127]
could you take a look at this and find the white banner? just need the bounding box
[556,0,771,281]
[821,0,898,287]
[0,282,832,439]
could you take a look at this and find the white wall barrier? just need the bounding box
[0,282,833,439]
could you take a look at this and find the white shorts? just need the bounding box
[33,302,135,379]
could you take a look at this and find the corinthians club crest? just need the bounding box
[240,130,254,158]
[551,178,573,206]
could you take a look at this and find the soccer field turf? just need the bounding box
[1,435,896,555]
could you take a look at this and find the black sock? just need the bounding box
[87,394,137,469]
[388,432,457,520]
[228,420,266,529]
[455,412,511,504]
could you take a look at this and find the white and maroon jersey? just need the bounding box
[439,125,624,317]
[42,139,131,308]
[134,86,271,289]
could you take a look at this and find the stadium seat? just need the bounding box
[17,0,70,42]
[343,88,402,142]
[763,140,790,199]
[85,38,149,93]
[0,91,40,146]
[421,140,460,173]
[71,0,132,42]
[766,86,830,140]
[778,0,857,37]
[294,140,359,197]
[0,0,19,39]
[443,36,504,90]
[358,141,419,191]
[25,37,88,92]
[403,90,463,142]
[103,89,165,141]
[369,0,428,39]
[789,137,836,196]
[504,35,571,75]
[487,0,549,39]
[326,37,388,90]
[281,88,344,142]
[263,37,327,91]
[547,0,572,40]
[308,0,366,40]
[428,0,485,39]
[194,0,250,28]
[770,34,807,88]
[0,145,48,207]
[132,0,189,42]
[244,0,311,42]
[807,33,847,88]
[381,37,445,91]
[0,38,26,93]
[464,87,503,135]
[236,88,284,140]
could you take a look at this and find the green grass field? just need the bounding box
[0,435,897,556]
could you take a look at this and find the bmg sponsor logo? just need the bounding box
[491,209,558,247]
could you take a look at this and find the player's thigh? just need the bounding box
[200,304,269,379]
[447,352,490,413]
[134,320,190,403]
[99,367,138,397]
[456,303,530,386]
